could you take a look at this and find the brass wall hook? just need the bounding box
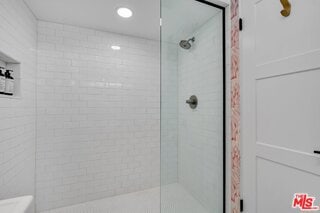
[280,0,291,17]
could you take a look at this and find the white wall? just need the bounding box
[36,21,160,211]
[0,0,37,204]
[178,13,224,212]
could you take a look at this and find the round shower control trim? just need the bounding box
[186,95,198,109]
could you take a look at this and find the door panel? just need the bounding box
[257,69,320,153]
[242,0,320,212]
[257,158,320,213]
[255,0,320,65]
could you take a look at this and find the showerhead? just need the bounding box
[179,37,195,50]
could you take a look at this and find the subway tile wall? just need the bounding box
[160,42,178,185]
[178,13,224,212]
[0,0,37,206]
[36,21,160,211]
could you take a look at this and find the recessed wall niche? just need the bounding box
[0,50,21,98]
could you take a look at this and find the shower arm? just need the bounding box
[188,37,195,43]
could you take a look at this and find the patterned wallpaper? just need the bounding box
[230,0,241,212]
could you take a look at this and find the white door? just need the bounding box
[241,0,320,212]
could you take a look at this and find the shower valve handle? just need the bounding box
[186,95,198,109]
[186,99,196,104]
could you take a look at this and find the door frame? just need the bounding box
[240,0,257,212]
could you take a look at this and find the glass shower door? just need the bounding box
[160,0,225,212]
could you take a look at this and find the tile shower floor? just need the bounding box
[41,184,209,213]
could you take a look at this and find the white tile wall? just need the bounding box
[0,0,37,205]
[178,13,224,212]
[36,21,160,211]
[160,42,178,185]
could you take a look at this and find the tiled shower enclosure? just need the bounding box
[0,0,229,212]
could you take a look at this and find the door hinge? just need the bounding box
[240,199,244,212]
[239,18,243,31]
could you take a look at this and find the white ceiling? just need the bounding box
[24,0,222,42]
[24,0,160,40]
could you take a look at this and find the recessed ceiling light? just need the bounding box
[111,45,121,50]
[117,7,133,18]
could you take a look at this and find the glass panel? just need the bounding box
[161,0,224,212]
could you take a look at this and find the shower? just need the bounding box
[0,0,226,212]
[161,1,225,212]
[179,37,195,49]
